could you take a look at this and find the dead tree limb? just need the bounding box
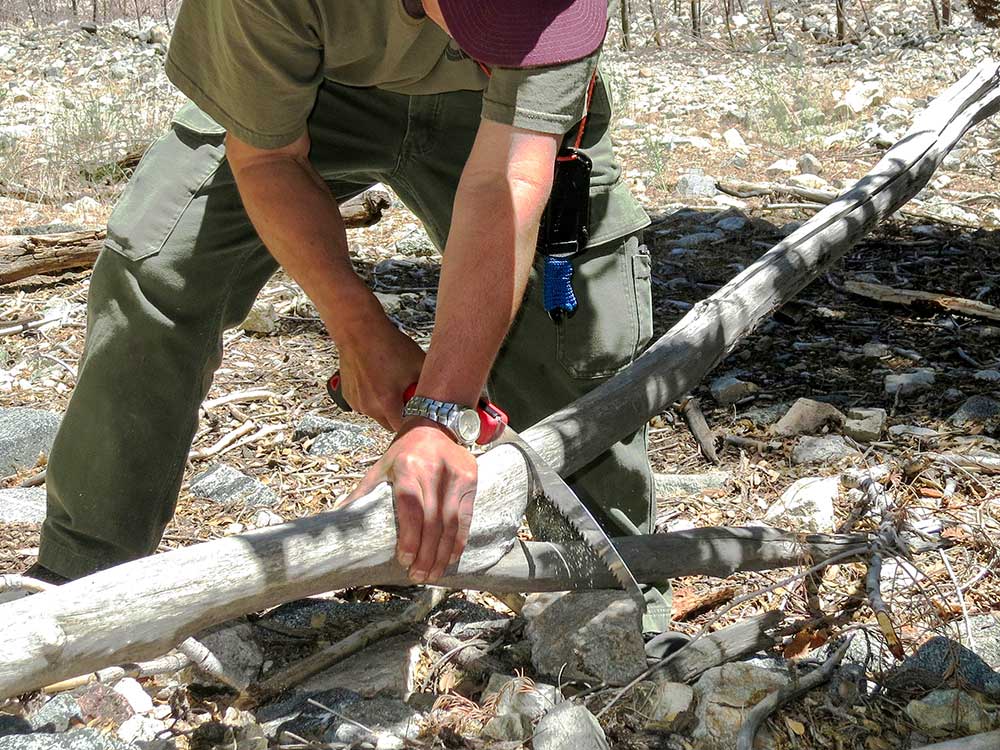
[1,62,997,699]
[843,280,1000,323]
[736,637,852,750]
[0,526,866,698]
[0,189,392,287]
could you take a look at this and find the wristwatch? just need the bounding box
[402,395,482,445]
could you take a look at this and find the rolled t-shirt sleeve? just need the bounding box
[165,0,323,149]
[480,50,599,135]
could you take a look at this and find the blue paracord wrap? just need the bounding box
[542,255,577,319]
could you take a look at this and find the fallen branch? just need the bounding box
[680,397,720,464]
[844,280,1000,323]
[735,637,852,750]
[0,189,392,287]
[658,610,785,684]
[2,61,997,698]
[0,527,866,698]
[42,652,191,695]
[241,587,449,707]
[927,452,1000,474]
[201,389,280,412]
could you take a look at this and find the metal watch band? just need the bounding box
[402,395,480,445]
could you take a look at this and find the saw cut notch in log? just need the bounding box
[0,188,392,287]
[0,61,997,699]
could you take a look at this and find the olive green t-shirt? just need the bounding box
[165,0,604,149]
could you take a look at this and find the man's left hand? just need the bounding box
[340,419,477,582]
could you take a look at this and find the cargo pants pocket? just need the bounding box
[105,103,227,261]
[556,234,653,379]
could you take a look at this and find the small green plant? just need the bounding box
[740,62,841,148]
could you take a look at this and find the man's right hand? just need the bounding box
[335,314,425,431]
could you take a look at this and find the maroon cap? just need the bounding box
[438,0,608,68]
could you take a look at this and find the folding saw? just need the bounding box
[326,372,646,614]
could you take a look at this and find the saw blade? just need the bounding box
[496,429,646,615]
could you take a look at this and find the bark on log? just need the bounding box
[0,189,392,286]
[0,61,996,699]
[0,524,866,698]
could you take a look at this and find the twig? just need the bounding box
[939,549,975,649]
[926,453,1000,474]
[736,637,853,750]
[241,587,449,707]
[596,546,867,718]
[679,397,719,464]
[202,389,279,411]
[0,574,55,595]
[188,420,257,460]
[18,469,45,487]
[42,652,192,694]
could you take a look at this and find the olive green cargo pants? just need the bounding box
[39,79,668,630]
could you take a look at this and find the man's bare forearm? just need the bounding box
[225,133,383,347]
[416,123,559,407]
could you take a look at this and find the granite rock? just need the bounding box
[0,487,47,523]
[188,464,279,508]
[0,407,61,475]
[523,591,646,685]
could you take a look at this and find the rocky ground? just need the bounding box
[2,3,1000,749]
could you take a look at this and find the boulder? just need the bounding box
[764,476,838,532]
[885,636,1000,700]
[675,173,718,199]
[241,301,278,334]
[0,730,132,749]
[770,398,845,437]
[300,633,421,698]
[709,376,759,406]
[888,425,938,440]
[791,435,858,465]
[482,673,561,724]
[307,425,373,456]
[844,408,887,442]
[654,472,730,498]
[522,591,646,685]
[797,153,823,175]
[533,703,609,750]
[112,677,153,715]
[964,615,1000,669]
[0,487,46,524]
[188,464,279,508]
[0,407,61,475]
[716,216,748,232]
[642,681,696,732]
[274,691,421,746]
[29,694,82,732]
[764,159,797,178]
[186,619,264,689]
[884,369,935,396]
[691,662,786,750]
[949,396,1000,430]
[905,689,993,737]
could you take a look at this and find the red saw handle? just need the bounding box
[326,372,507,445]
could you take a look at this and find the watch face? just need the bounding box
[456,409,481,443]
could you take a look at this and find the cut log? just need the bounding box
[0,523,867,698]
[0,189,393,286]
[1,61,996,698]
[843,280,1000,323]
